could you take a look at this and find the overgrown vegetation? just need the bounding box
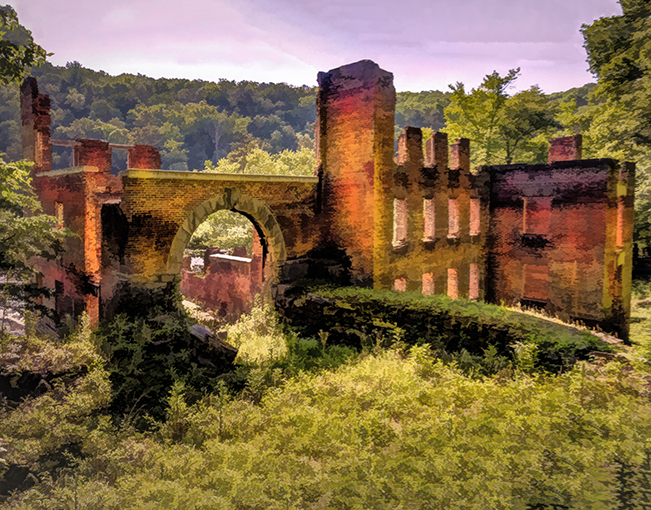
[0,157,68,328]
[2,290,651,508]
[2,4,651,507]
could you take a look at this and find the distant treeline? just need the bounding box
[0,61,595,173]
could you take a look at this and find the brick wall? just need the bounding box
[316,60,396,286]
[488,156,635,338]
[374,126,491,300]
[180,244,264,317]
[22,66,635,338]
[119,171,320,285]
[20,77,52,174]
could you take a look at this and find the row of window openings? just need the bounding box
[394,265,480,300]
[393,198,480,246]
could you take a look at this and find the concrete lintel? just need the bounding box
[35,166,100,177]
[121,169,319,184]
[50,140,81,147]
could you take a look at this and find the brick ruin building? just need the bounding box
[21,59,635,339]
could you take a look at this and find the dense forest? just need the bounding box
[0,61,588,170]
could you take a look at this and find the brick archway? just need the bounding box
[166,188,287,283]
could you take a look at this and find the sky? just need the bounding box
[11,0,623,93]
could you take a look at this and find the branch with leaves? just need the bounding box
[0,5,51,85]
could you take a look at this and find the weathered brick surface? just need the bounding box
[128,145,161,169]
[317,60,396,286]
[20,77,52,174]
[119,172,320,284]
[488,158,635,338]
[32,167,122,324]
[374,126,490,301]
[73,139,111,173]
[180,248,264,317]
[548,134,582,163]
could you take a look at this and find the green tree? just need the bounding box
[187,210,253,253]
[443,68,520,166]
[0,7,67,326]
[0,5,50,85]
[0,157,66,325]
[581,0,651,146]
[444,69,559,167]
[497,86,559,164]
[204,145,315,176]
[395,90,450,132]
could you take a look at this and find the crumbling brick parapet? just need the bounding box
[128,144,161,170]
[450,138,470,172]
[73,139,111,173]
[20,77,52,173]
[548,134,582,163]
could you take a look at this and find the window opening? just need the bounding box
[422,273,435,295]
[393,198,408,247]
[54,202,64,227]
[394,278,407,292]
[448,199,460,238]
[423,198,435,240]
[469,263,479,299]
[447,268,458,299]
[470,198,480,236]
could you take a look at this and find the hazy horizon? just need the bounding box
[12,0,622,93]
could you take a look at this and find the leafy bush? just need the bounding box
[95,283,236,427]
[0,314,111,495]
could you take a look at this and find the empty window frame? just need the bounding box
[423,198,435,240]
[393,198,408,246]
[469,198,480,236]
[469,263,479,300]
[36,131,43,166]
[422,272,435,296]
[523,197,552,235]
[448,198,460,238]
[447,268,458,299]
[394,278,407,292]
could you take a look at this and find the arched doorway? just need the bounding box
[166,189,286,319]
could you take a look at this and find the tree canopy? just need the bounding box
[0,5,49,85]
[0,157,67,320]
[443,69,558,167]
